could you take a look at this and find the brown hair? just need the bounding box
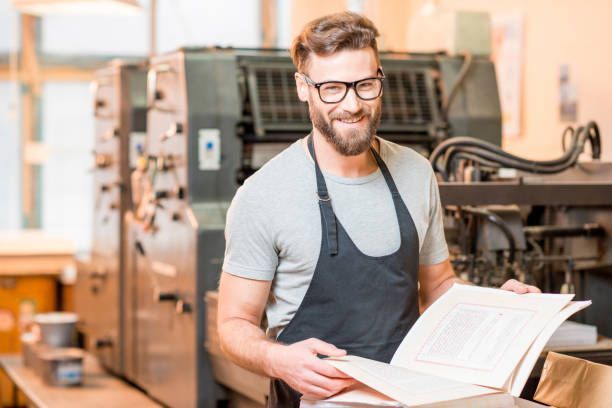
[290,11,380,73]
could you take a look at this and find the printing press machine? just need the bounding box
[431,124,612,339]
[75,47,612,407]
[120,47,501,407]
[430,128,612,397]
[74,61,147,376]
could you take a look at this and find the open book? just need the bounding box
[316,284,591,407]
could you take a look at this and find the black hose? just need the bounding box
[585,121,601,159]
[561,126,575,152]
[444,142,585,177]
[461,207,517,265]
[443,151,503,181]
[432,127,583,171]
[431,121,601,181]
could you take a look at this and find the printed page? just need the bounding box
[508,300,591,396]
[325,355,498,407]
[391,284,573,389]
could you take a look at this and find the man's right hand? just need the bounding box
[266,338,356,400]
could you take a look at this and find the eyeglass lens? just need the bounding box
[319,78,383,103]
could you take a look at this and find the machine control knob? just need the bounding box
[154,90,164,101]
[94,153,112,169]
[155,155,174,171]
[175,299,192,314]
[102,127,120,141]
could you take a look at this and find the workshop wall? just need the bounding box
[435,0,612,161]
[404,0,611,161]
[291,0,611,161]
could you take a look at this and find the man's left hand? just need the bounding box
[500,279,541,294]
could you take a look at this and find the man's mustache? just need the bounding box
[329,109,370,122]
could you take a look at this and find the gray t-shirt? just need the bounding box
[222,137,449,335]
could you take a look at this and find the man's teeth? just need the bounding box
[340,117,363,124]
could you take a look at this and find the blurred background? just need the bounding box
[2,0,611,249]
[1,1,611,407]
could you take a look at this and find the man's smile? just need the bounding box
[335,115,365,125]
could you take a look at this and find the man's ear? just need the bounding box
[295,73,309,103]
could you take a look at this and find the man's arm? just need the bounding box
[217,271,274,374]
[418,258,466,313]
[217,272,355,399]
[418,258,542,313]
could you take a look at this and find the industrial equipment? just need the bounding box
[434,125,612,338]
[123,47,501,408]
[74,60,147,376]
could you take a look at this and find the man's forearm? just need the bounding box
[433,275,471,299]
[420,275,471,312]
[218,317,280,377]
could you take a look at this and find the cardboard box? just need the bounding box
[534,352,612,408]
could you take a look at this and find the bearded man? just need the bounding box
[217,11,539,408]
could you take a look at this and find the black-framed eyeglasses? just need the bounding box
[300,68,385,104]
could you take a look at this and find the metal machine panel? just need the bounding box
[238,52,454,148]
[127,49,241,408]
[438,56,502,146]
[439,162,612,338]
[75,61,147,376]
[439,163,612,206]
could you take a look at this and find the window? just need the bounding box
[41,82,93,251]
[0,81,21,229]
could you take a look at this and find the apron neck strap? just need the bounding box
[308,135,337,256]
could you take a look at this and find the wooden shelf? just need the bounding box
[0,353,161,408]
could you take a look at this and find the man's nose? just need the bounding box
[339,86,361,113]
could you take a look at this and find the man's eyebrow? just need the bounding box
[316,73,380,83]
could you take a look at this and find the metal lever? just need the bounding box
[91,76,115,119]
[156,291,179,302]
[101,127,120,141]
[154,186,185,200]
[160,122,184,141]
[95,337,113,349]
[89,266,108,294]
[154,290,192,314]
[147,64,175,112]
[89,267,108,280]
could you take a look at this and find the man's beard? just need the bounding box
[310,100,382,156]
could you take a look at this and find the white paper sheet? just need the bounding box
[315,384,402,407]
[326,355,498,407]
[508,300,592,396]
[415,303,534,371]
[316,285,583,406]
[391,285,573,389]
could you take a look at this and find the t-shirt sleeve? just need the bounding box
[419,171,449,265]
[222,185,278,280]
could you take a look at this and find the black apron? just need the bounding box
[269,136,420,407]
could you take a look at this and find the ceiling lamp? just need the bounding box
[12,0,142,16]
